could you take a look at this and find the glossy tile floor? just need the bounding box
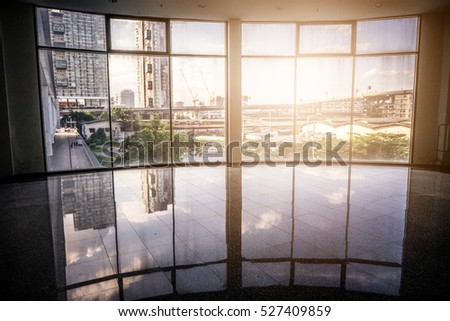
[0,165,449,300]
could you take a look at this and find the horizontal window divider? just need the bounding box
[242,257,401,268]
[297,53,354,58]
[108,50,169,55]
[242,21,298,24]
[356,14,422,23]
[106,14,169,23]
[37,46,108,54]
[34,4,107,17]
[355,51,418,57]
[241,55,297,59]
[170,53,227,58]
[170,17,228,23]
[297,20,355,26]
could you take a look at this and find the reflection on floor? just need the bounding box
[0,165,449,300]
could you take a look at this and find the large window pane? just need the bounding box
[296,57,353,161]
[109,55,171,166]
[39,50,111,171]
[171,57,226,163]
[36,8,106,51]
[357,17,419,54]
[111,19,167,52]
[171,21,225,55]
[299,24,352,54]
[352,55,416,162]
[242,58,295,161]
[242,23,295,56]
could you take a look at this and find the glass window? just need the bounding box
[110,19,167,52]
[38,49,111,172]
[171,21,225,55]
[109,55,171,166]
[242,23,296,56]
[296,57,353,161]
[36,8,106,51]
[356,17,419,54]
[242,58,295,161]
[352,55,416,162]
[171,57,226,163]
[299,24,352,54]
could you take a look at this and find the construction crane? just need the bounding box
[200,69,215,107]
[179,68,198,108]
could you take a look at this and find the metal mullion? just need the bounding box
[36,4,107,18]
[297,52,353,58]
[37,45,107,55]
[169,53,226,58]
[357,14,421,23]
[224,21,229,158]
[355,51,418,57]
[108,14,169,24]
[351,21,357,55]
[298,20,355,26]
[242,21,298,25]
[33,5,49,173]
[108,49,170,56]
[410,15,422,164]
[170,18,227,23]
[241,55,296,59]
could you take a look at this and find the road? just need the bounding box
[47,130,95,171]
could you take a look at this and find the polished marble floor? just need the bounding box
[0,164,449,300]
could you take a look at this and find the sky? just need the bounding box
[108,18,418,107]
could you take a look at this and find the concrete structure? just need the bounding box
[141,169,173,213]
[136,21,170,110]
[81,119,122,140]
[120,89,135,108]
[36,8,108,107]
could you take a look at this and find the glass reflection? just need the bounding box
[299,24,352,54]
[356,17,419,54]
[242,23,296,56]
[53,165,409,299]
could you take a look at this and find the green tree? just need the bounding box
[352,132,409,160]
[111,108,138,131]
[119,116,170,165]
[87,128,107,146]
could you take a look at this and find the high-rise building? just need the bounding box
[141,169,173,213]
[61,174,115,231]
[41,9,108,107]
[120,89,135,107]
[136,21,170,110]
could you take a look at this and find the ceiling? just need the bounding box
[12,0,450,21]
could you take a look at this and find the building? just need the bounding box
[141,168,173,213]
[361,90,414,119]
[136,21,170,110]
[61,174,115,231]
[37,8,108,107]
[120,89,135,108]
[81,119,122,140]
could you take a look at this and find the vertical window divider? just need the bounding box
[349,21,357,164]
[168,20,174,165]
[105,16,114,168]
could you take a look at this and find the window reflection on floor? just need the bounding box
[47,165,410,300]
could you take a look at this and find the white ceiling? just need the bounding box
[13,0,450,21]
